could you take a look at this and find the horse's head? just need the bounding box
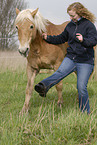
[15,8,48,57]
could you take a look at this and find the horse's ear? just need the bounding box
[31,8,39,18]
[16,8,20,15]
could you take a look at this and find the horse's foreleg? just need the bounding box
[55,80,63,107]
[54,63,63,107]
[20,65,37,115]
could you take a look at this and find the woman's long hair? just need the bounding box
[67,2,96,23]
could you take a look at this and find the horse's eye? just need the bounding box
[30,25,33,29]
[16,26,18,29]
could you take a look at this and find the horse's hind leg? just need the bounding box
[20,64,37,115]
[55,80,63,107]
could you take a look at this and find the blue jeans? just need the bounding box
[40,57,94,114]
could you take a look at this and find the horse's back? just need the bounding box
[47,21,69,35]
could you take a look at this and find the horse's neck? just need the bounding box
[30,21,68,54]
[46,21,69,35]
[30,31,42,56]
[31,31,41,45]
[46,22,56,35]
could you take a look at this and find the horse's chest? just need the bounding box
[39,56,54,69]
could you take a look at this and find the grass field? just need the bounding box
[0,51,97,145]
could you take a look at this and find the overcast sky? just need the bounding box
[25,0,97,26]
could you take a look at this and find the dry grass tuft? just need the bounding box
[0,51,27,71]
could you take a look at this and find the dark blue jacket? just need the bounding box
[45,18,97,65]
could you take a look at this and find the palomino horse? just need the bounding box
[15,8,69,114]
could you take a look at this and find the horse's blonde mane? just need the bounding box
[15,9,48,34]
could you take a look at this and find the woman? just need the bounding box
[34,2,97,114]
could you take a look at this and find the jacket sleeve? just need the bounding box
[81,22,97,47]
[44,27,68,44]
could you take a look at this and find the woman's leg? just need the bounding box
[77,63,94,114]
[35,57,76,96]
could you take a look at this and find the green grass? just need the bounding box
[0,69,97,145]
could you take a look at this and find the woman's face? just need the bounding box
[68,10,81,22]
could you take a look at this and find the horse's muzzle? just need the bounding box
[18,48,29,57]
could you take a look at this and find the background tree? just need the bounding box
[0,0,27,50]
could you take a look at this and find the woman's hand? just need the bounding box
[42,33,47,40]
[76,33,83,42]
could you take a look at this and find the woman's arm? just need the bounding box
[80,23,97,47]
[42,28,68,45]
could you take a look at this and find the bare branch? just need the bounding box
[0,0,27,50]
